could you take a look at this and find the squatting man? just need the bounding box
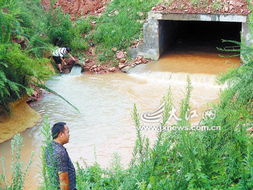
[52,47,76,73]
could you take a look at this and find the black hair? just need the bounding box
[51,122,66,139]
[66,47,71,53]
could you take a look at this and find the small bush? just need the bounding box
[46,9,91,51]
[46,8,72,46]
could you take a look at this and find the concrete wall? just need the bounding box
[242,21,253,46]
[241,20,253,63]
[129,11,251,61]
[129,19,160,60]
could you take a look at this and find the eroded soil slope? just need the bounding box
[41,0,109,17]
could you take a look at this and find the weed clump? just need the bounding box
[0,134,33,190]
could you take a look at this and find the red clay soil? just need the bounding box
[153,0,251,15]
[41,0,109,18]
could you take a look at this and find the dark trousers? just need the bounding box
[53,56,62,65]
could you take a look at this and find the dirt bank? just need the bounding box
[0,97,41,143]
[41,0,109,18]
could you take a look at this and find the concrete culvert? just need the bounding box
[130,12,252,61]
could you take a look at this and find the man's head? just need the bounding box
[52,122,70,144]
[66,47,71,53]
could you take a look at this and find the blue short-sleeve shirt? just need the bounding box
[46,141,76,190]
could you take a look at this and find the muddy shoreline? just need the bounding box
[0,96,41,143]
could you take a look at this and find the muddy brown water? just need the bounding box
[0,51,240,189]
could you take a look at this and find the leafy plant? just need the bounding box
[0,44,52,112]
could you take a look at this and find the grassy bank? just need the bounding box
[90,0,160,62]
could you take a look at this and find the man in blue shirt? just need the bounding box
[46,122,76,190]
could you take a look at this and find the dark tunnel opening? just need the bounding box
[159,20,242,56]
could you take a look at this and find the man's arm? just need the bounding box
[59,172,70,190]
[68,53,76,61]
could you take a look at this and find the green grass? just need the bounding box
[90,0,161,62]
[211,0,222,10]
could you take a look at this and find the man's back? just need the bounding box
[52,47,67,57]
